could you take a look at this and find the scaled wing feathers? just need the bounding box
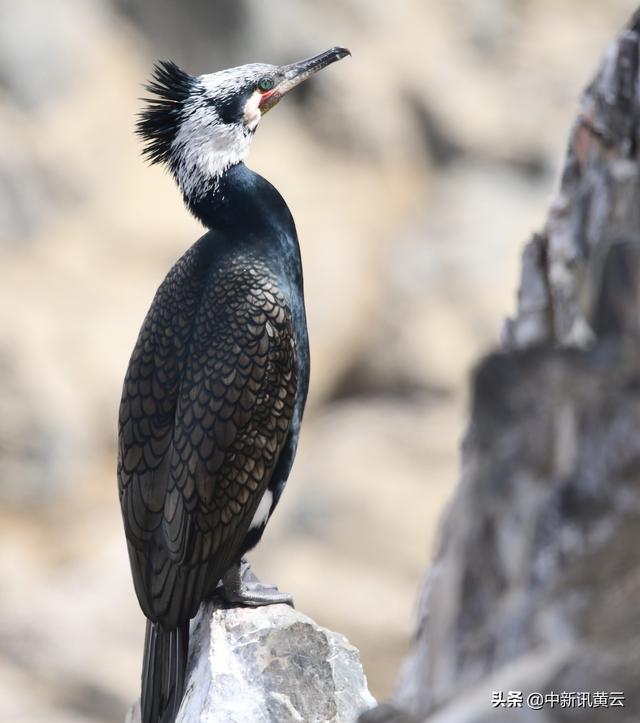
[118,240,296,625]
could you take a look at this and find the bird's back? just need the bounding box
[118,227,304,627]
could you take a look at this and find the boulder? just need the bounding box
[127,602,375,723]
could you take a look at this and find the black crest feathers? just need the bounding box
[136,61,195,166]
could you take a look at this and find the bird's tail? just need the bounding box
[141,619,190,723]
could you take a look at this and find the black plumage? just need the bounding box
[119,241,298,626]
[118,47,349,723]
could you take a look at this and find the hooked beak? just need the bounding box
[259,46,351,113]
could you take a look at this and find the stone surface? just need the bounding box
[380,344,640,723]
[503,7,640,352]
[127,602,375,723]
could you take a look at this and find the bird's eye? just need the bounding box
[258,77,274,92]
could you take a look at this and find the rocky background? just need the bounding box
[363,11,640,720]
[0,2,637,722]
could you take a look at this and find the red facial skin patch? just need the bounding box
[258,89,281,111]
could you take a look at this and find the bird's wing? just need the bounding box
[118,240,209,558]
[118,246,297,625]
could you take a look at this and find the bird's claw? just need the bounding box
[218,558,294,608]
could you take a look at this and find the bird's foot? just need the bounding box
[219,558,294,608]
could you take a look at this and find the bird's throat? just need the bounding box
[172,118,253,205]
[184,162,259,231]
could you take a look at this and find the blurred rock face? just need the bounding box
[0,1,637,721]
[364,11,640,722]
[365,344,640,723]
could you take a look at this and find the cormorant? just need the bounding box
[117,46,350,723]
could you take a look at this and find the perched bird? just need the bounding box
[117,46,350,723]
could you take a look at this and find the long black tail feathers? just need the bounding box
[141,620,190,723]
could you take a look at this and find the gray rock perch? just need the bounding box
[127,602,375,723]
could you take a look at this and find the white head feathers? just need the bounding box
[137,61,277,200]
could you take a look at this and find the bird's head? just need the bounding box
[137,46,350,201]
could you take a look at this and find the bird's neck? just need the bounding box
[172,121,253,203]
[183,162,293,238]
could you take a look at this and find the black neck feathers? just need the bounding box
[187,163,294,239]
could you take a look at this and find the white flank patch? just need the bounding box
[249,490,273,530]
